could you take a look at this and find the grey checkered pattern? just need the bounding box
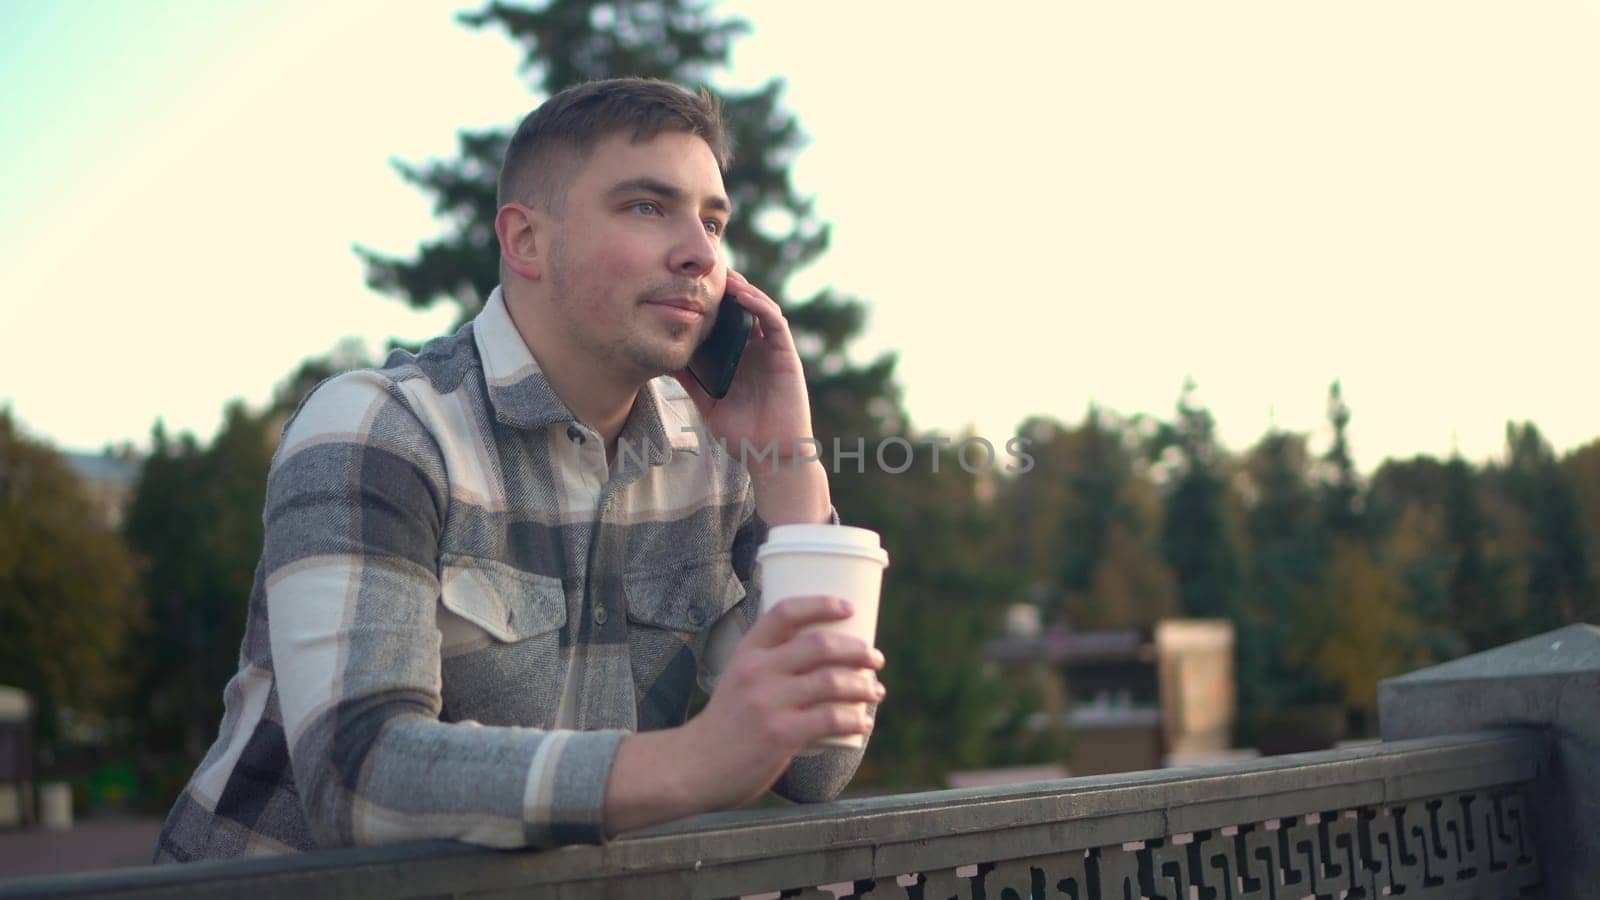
[154,287,861,862]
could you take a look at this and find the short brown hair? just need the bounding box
[498,77,731,212]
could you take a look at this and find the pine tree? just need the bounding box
[1499,423,1596,632]
[123,405,275,792]
[1366,455,1469,664]
[847,441,1028,787]
[1561,439,1600,597]
[1156,379,1240,620]
[992,417,1075,595]
[1319,380,1362,539]
[1301,381,1412,734]
[986,408,1172,630]
[1236,430,1332,742]
[1441,454,1514,651]
[1058,409,1119,599]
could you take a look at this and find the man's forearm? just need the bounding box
[600,457,835,839]
[602,729,705,838]
[751,458,832,525]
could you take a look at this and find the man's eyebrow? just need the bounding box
[606,177,733,216]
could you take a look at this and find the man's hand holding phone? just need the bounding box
[684,289,752,401]
[674,270,818,475]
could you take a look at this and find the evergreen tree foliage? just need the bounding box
[1561,438,1600,594]
[1366,455,1470,664]
[122,404,275,792]
[1057,408,1129,600]
[1440,455,1517,652]
[991,417,1078,600]
[991,409,1174,629]
[842,441,1031,787]
[1497,422,1596,632]
[1288,537,1418,730]
[1155,379,1241,620]
[1235,430,1333,740]
[990,409,1177,630]
[0,410,143,753]
[1318,380,1363,539]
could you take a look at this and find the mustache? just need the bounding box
[639,281,716,306]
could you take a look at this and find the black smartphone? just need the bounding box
[687,292,754,399]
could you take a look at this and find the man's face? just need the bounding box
[540,130,731,382]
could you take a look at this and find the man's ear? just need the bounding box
[495,203,544,280]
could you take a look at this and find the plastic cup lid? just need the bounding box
[757,524,889,566]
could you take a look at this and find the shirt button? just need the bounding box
[592,605,609,626]
[567,425,586,444]
[687,607,705,626]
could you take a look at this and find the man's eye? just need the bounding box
[704,219,724,236]
[631,201,662,216]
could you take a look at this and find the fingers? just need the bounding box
[744,594,855,650]
[714,591,888,752]
[795,703,876,743]
[772,665,886,711]
[724,270,796,355]
[724,270,781,320]
[725,269,772,304]
[765,624,884,676]
[747,698,874,752]
[759,695,877,748]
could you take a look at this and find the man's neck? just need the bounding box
[503,291,640,453]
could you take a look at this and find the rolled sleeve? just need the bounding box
[521,730,627,846]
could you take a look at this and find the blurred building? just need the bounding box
[987,613,1239,776]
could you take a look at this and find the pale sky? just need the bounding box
[2,1,1597,475]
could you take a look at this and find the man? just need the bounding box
[154,77,885,861]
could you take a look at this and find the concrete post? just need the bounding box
[1379,623,1600,900]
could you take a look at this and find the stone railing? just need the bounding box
[3,623,1593,900]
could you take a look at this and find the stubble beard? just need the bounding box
[546,241,707,379]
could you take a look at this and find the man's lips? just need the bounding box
[644,296,706,317]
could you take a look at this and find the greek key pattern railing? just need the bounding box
[0,730,1550,900]
[772,786,1540,900]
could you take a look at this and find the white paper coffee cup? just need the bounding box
[756,524,889,749]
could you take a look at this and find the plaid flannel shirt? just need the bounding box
[154,286,861,862]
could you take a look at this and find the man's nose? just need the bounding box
[668,218,718,277]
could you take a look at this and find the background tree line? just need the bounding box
[3,0,1598,806]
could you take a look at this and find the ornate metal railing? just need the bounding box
[0,730,1546,899]
[2,623,1594,899]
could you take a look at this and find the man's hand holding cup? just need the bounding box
[679,525,889,810]
[680,593,885,810]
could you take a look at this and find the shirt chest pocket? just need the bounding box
[623,554,747,673]
[437,555,567,656]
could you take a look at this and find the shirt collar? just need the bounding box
[473,286,701,458]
